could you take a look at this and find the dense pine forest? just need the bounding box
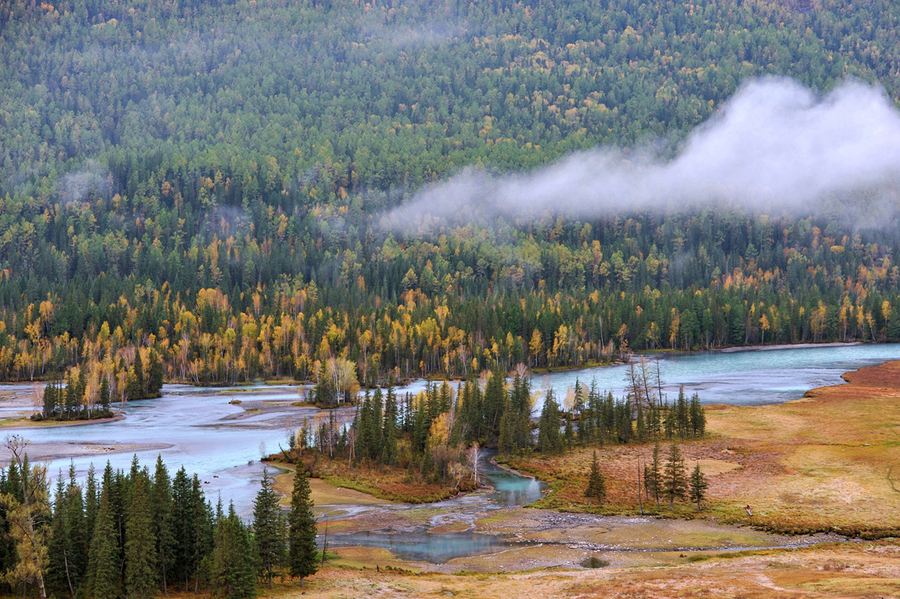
[1,0,898,406]
[0,440,318,598]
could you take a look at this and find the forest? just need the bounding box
[0,439,318,599]
[0,0,898,401]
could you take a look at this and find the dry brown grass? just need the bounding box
[258,541,900,598]
[505,360,900,536]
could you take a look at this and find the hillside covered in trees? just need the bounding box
[1,0,898,397]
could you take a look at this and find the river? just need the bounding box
[0,343,896,518]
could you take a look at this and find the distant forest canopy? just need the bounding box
[0,0,898,389]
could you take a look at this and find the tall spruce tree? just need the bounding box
[125,469,158,598]
[87,479,123,599]
[252,468,285,585]
[287,467,318,582]
[210,504,256,599]
[689,464,708,510]
[663,444,688,506]
[584,451,606,504]
[644,442,662,507]
[151,456,176,593]
[537,389,563,453]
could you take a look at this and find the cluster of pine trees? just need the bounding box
[642,443,708,510]
[34,349,163,422]
[292,364,705,494]
[0,443,318,599]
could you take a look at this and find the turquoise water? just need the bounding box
[327,530,506,562]
[529,343,900,410]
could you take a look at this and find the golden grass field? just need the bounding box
[256,541,900,598]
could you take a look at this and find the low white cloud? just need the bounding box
[380,77,900,232]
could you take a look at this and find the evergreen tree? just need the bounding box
[125,469,158,598]
[381,388,398,465]
[87,480,123,599]
[252,468,285,586]
[689,464,708,510]
[689,394,706,438]
[210,504,256,599]
[171,467,196,587]
[147,349,164,397]
[189,475,214,591]
[537,389,563,453]
[47,474,71,597]
[663,444,688,506]
[84,464,98,550]
[99,376,111,413]
[644,442,662,507]
[584,451,606,504]
[287,467,318,582]
[42,382,58,419]
[151,456,176,593]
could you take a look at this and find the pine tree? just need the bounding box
[584,451,606,504]
[189,475,214,591]
[689,394,705,438]
[210,504,256,599]
[663,444,687,506]
[381,388,398,465]
[287,467,318,582]
[99,376,111,413]
[537,389,562,453]
[171,467,195,587]
[151,456,176,593]
[252,468,285,585]
[87,480,123,599]
[147,349,164,397]
[42,382,58,419]
[47,474,71,597]
[125,470,158,598]
[644,442,662,507]
[689,464,708,510]
[84,464,98,549]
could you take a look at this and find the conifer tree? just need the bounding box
[689,394,705,438]
[287,467,318,582]
[381,388,398,465]
[87,480,123,599]
[152,456,176,593]
[125,470,158,598]
[172,467,196,587]
[584,451,606,503]
[210,504,256,599]
[252,468,285,586]
[99,377,111,413]
[47,474,71,597]
[643,442,662,506]
[663,444,687,506]
[537,389,563,453]
[689,464,708,510]
[84,464,98,550]
[147,349,164,397]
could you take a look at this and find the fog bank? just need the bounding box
[380,78,900,232]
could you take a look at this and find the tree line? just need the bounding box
[290,364,705,491]
[0,437,318,599]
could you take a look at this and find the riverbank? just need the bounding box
[503,359,900,538]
